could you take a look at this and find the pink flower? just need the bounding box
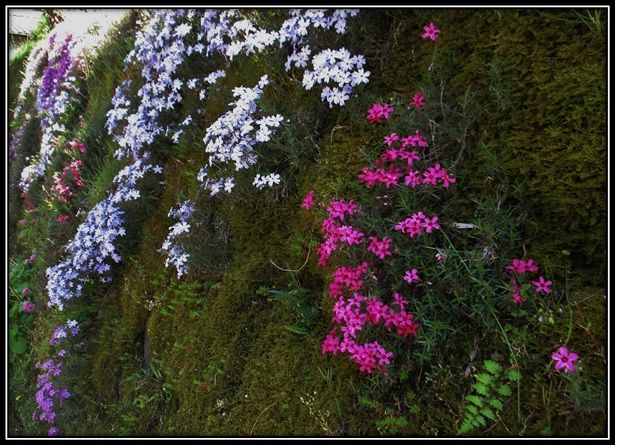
[301,190,315,210]
[404,170,422,187]
[22,301,35,313]
[22,287,32,296]
[377,166,402,188]
[337,225,365,245]
[56,215,70,223]
[367,103,394,124]
[510,278,524,305]
[421,22,441,41]
[26,252,37,264]
[359,167,382,187]
[403,268,420,284]
[506,258,538,275]
[410,91,425,109]
[391,310,420,337]
[435,252,446,262]
[68,140,87,153]
[393,292,408,310]
[327,199,358,221]
[384,132,399,146]
[422,163,455,188]
[321,330,341,355]
[367,236,393,259]
[531,276,553,294]
[399,150,420,167]
[401,131,428,149]
[551,346,579,372]
[366,299,388,324]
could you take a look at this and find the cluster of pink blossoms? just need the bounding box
[505,258,552,305]
[301,191,424,374]
[367,236,392,259]
[67,140,87,153]
[322,264,420,374]
[314,198,364,266]
[51,159,85,204]
[394,211,440,238]
[367,103,395,124]
[358,131,455,190]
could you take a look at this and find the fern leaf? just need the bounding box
[483,359,502,375]
[496,384,512,396]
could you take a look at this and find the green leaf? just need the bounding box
[9,325,19,337]
[472,382,489,395]
[466,395,483,407]
[458,419,474,434]
[483,359,502,375]
[506,369,522,381]
[489,398,504,410]
[9,336,27,354]
[465,404,479,415]
[497,385,512,396]
[480,408,496,420]
[284,325,308,336]
[476,415,487,426]
[476,372,494,386]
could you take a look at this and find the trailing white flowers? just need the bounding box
[160,200,195,278]
[198,74,284,196]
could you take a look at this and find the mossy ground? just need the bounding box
[8,9,607,437]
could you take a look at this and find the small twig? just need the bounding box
[330,125,345,144]
[439,80,446,119]
[452,126,468,168]
[268,246,311,273]
[250,401,278,435]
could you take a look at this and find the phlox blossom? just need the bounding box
[421,22,441,41]
[531,276,552,294]
[301,190,315,209]
[551,346,579,373]
[410,91,425,109]
[403,268,420,284]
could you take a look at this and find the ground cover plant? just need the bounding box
[7,8,607,438]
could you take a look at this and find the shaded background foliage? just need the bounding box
[8,8,607,437]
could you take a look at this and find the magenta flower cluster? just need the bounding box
[358,131,455,190]
[302,91,456,374]
[505,258,553,305]
[320,262,420,374]
[366,103,394,124]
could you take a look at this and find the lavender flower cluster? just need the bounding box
[11,13,123,165]
[33,320,79,436]
[198,75,284,195]
[107,10,196,160]
[160,200,195,278]
[19,34,77,191]
[46,156,160,310]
